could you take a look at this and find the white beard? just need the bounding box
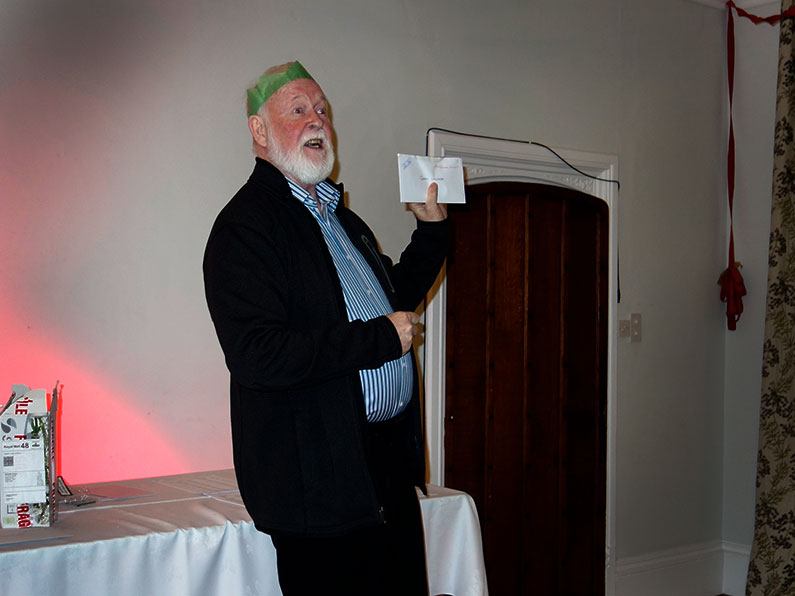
[266,127,335,186]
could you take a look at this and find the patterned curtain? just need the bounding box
[747,2,795,594]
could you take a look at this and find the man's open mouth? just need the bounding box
[304,138,325,150]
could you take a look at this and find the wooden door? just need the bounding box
[444,182,608,595]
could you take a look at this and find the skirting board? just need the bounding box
[614,541,750,596]
[722,542,751,596]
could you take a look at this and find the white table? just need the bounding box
[0,469,488,596]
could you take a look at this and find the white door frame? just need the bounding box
[422,129,619,594]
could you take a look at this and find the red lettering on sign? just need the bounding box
[14,397,33,415]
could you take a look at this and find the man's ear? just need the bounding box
[248,115,268,149]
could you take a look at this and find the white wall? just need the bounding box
[616,0,726,561]
[724,1,779,545]
[721,1,781,591]
[0,0,732,575]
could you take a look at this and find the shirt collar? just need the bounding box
[286,179,340,216]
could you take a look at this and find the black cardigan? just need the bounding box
[203,159,448,536]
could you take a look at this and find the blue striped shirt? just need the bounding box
[287,179,413,422]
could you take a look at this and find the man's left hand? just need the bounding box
[408,182,447,222]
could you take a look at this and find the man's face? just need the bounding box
[262,78,335,186]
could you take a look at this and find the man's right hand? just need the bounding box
[387,311,420,354]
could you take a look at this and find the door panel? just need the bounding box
[444,182,607,596]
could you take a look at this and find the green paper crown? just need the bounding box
[246,61,314,117]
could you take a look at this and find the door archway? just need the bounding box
[423,130,619,593]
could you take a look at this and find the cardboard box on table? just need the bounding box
[0,383,59,528]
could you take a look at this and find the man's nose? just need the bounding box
[306,112,323,129]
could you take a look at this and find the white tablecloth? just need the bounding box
[0,469,488,596]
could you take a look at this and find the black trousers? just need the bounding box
[270,413,430,596]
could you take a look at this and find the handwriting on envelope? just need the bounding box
[397,154,466,204]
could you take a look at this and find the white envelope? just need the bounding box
[397,154,466,204]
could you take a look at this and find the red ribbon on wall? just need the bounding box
[719,1,795,331]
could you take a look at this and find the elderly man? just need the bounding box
[203,62,448,596]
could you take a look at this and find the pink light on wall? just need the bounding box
[0,289,190,484]
[0,4,233,484]
[0,123,193,483]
